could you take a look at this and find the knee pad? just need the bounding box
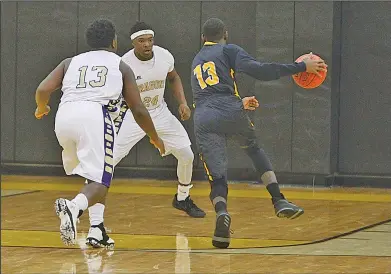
[174,146,194,185]
[173,146,194,164]
[261,171,277,185]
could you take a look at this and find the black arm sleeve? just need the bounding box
[224,44,306,81]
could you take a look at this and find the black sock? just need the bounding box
[214,201,227,213]
[78,210,84,218]
[209,177,228,214]
[266,183,283,201]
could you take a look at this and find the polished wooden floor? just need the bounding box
[2,175,391,273]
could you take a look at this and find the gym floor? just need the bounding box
[2,175,391,273]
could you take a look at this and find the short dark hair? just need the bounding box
[202,18,226,41]
[130,21,154,37]
[85,19,116,49]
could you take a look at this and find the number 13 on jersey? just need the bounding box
[193,61,220,89]
[77,65,108,88]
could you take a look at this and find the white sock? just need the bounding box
[89,203,105,226]
[177,184,192,201]
[71,193,88,211]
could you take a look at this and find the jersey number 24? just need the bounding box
[76,66,108,88]
[193,61,220,89]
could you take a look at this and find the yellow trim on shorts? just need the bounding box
[200,154,213,182]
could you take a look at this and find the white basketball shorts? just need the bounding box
[113,105,191,165]
[55,101,115,187]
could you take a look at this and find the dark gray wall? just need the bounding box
[292,2,334,174]
[339,2,391,175]
[15,2,78,163]
[1,2,17,162]
[1,1,390,178]
[254,2,295,172]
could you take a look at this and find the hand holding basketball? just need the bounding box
[302,52,328,77]
[293,52,328,89]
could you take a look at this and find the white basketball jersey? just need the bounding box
[61,50,123,105]
[122,45,174,115]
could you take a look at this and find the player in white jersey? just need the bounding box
[34,19,164,247]
[85,22,205,237]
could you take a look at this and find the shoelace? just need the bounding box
[186,198,195,206]
[185,198,200,211]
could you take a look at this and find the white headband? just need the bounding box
[130,29,154,40]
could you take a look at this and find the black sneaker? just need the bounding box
[212,212,231,249]
[273,194,304,219]
[172,194,206,218]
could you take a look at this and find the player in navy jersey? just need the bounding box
[191,18,327,248]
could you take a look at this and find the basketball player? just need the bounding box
[85,22,206,242]
[191,18,327,248]
[34,19,164,246]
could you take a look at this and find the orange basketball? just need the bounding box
[292,53,327,89]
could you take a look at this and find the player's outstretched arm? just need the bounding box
[120,61,165,155]
[167,69,191,121]
[226,45,326,81]
[34,58,70,119]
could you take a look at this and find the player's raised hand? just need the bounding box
[150,136,166,156]
[302,52,328,77]
[242,96,259,111]
[35,105,51,119]
[178,104,191,121]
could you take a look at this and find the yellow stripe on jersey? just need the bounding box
[204,42,218,46]
[230,69,241,98]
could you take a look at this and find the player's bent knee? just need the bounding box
[245,146,273,175]
[209,177,228,200]
[174,146,194,164]
[185,147,195,163]
[204,164,226,184]
[211,177,227,187]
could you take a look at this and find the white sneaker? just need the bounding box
[86,223,115,249]
[54,198,79,246]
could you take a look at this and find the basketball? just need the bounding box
[292,53,327,89]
